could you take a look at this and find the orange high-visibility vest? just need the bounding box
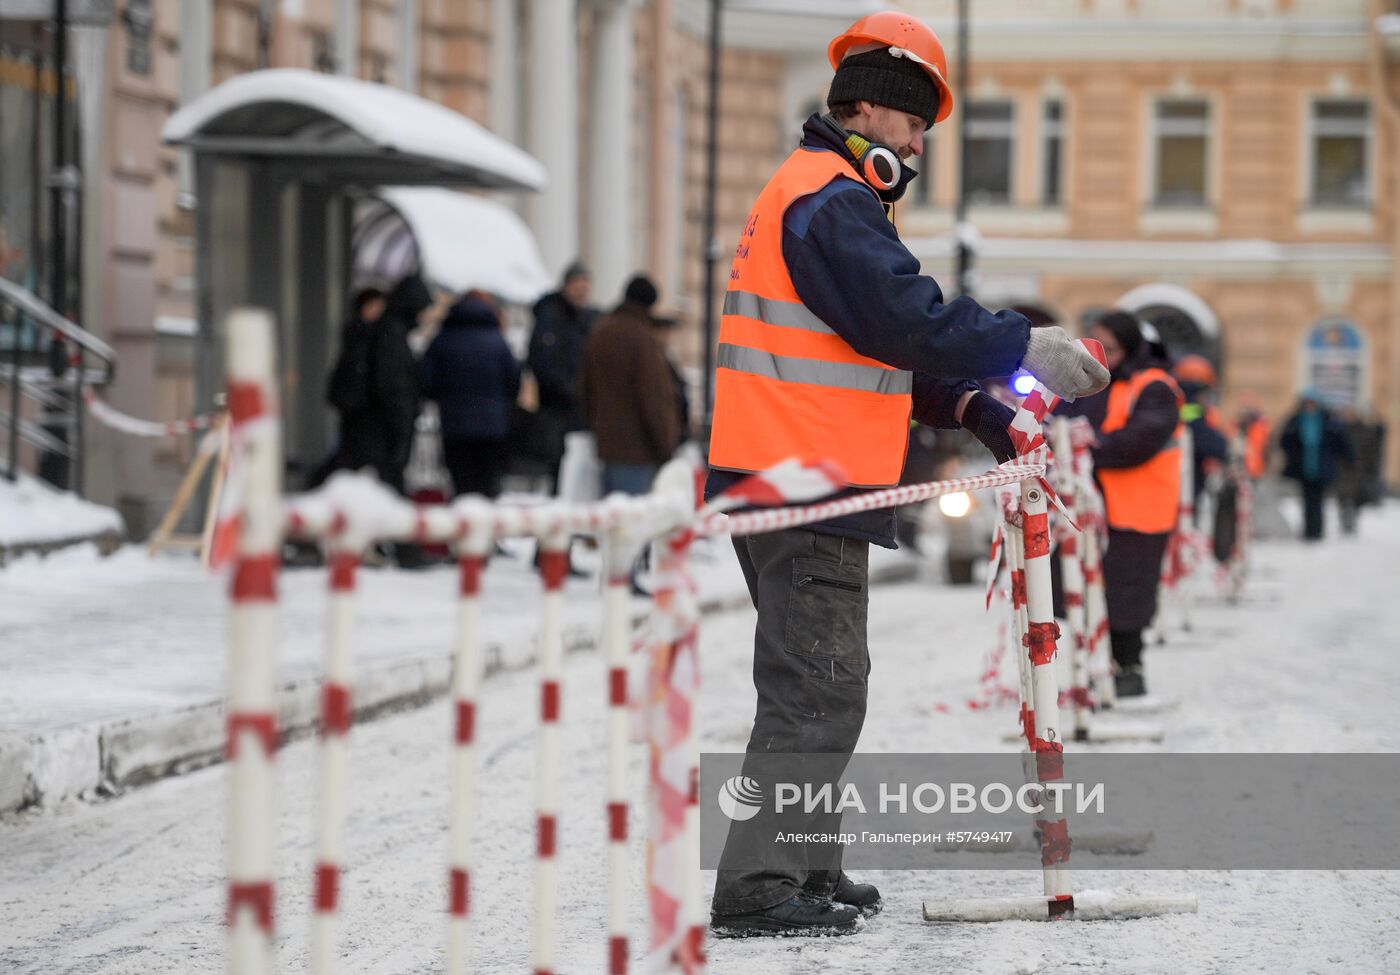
[1244,415,1271,479]
[1097,368,1185,534]
[708,148,913,488]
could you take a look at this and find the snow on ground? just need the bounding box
[1,533,897,734]
[2,504,1399,973]
[0,474,122,549]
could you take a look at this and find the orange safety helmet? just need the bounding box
[1172,354,1218,388]
[828,12,955,125]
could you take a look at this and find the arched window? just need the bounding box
[1116,283,1221,364]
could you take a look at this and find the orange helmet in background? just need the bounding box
[1173,354,1218,388]
[828,12,955,125]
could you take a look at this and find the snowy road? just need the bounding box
[3,505,1399,974]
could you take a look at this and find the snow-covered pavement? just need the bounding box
[2,504,1398,974]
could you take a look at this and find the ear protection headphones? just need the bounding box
[821,114,902,192]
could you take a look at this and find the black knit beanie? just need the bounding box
[827,48,941,130]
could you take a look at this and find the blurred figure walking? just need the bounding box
[527,261,599,492]
[1281,389,1355,541]
[421,292,521,500]
[311,286,387,488]
[373,273,434,496]
[578,274,679,497]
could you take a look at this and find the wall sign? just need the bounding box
[1302,318,1367,409]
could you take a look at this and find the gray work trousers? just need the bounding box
[710,528,871,915]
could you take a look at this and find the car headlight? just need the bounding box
[939,492,972,518]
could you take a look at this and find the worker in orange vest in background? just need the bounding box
[1237,395,1273,481]
[1173,354,1231,513]
[706,11,1109,939]
[1057,311,1183,698]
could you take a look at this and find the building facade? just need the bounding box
[747,0,1400,482]
[4,0,1398,532]
[45,0,793,530]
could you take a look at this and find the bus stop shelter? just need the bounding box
[162,68,545,479]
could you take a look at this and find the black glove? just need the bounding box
[961,391,1019,464]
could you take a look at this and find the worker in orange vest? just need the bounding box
[1059,312,1183,698]
[707,12,1109,938]
[1238,398,1273,481]
[1173,354,1230,519]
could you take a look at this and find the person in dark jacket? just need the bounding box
[579,275,679,496]
[1058,312,1183,697]
[1172,354,1230,533]
[421,292,522,500]
[1333,406,1386,536]
[1280,388,1355,541]
[526,261,600,490]
[372,273,434,496]
[309,286,387,488]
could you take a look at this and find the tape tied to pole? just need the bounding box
[1025,620,1060,666]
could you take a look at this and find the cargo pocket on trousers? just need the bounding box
[784,556,868,688]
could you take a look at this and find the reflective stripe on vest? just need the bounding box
[709,148,913,488]
[1096,368,1185,535]
[716,343,913,395]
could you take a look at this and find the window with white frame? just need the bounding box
[1043,100,1063,206]
[1153,99,1209,207]
[962,100,1014,205]
[1310,100,1369,207]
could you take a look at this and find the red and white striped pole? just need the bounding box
[310,515,361,974]
[533,513,569,975]
[1157,424,1195,638]
[1230,440,1251,602]
[1071,422,1115,710]
[1000,493,1034,749]
[445,499,496,975]
[602,508,637,975]
[1019,467,1073,914]
[224,308,282,973]
[1050,419,1092,741]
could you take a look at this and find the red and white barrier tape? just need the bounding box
[82,388,218,437]
[707,464,1045,538]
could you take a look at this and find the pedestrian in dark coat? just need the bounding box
[372,273,433,496]
[1280,389,1354,541]
[526,262,599,490]
[421,293,522,499]
[578,275,679,496]
[1333,406,1386,536]
[309,287,386,488]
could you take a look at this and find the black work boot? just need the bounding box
[710,891,861,939]
[1115,664,1147,698]
[804,872,884,918]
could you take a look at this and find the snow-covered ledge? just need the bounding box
[0,474,124,567]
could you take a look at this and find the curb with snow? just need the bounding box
[0,560,920,815]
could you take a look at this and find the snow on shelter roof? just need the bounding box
[357,188,552,305]
[162,69,545,192]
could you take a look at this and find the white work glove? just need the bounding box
[1020,326,1111,402]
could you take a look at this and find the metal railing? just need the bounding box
[1,278,117,494]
